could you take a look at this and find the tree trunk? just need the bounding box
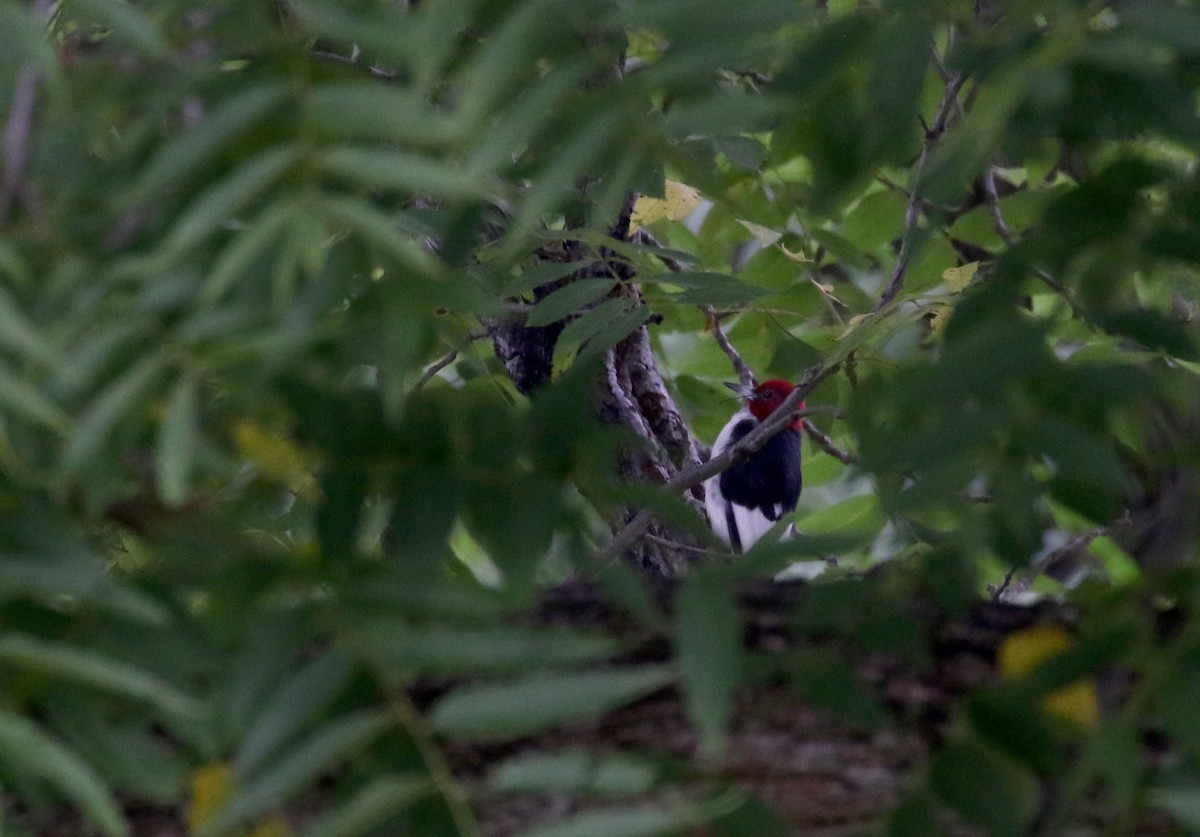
[486,203,704,576]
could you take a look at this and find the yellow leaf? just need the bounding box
[188,762,234,834]
[188,763,295,837]
[663,180,702,221]
[942,261,979,292]
[233,419,318,499]
[629,195,667,232]
[629,180,702,232]
[246,814,293,837]
[998,625,1100,728]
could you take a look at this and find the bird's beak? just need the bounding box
[724,381,755,398]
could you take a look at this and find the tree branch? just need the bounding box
[704,306,756,388]
[595,361,839,563]
[983,167,1015,245]
[802,418,856,465]
[412,330,488,392]
[0,0,54,226]
[983,165,1098,322]
[872,70,967,312]
[620,323,702,470]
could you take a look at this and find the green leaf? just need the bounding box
[164,146,299,253]
[321,197,444,277]
[61,351,170,480]
[47,702,188,803]
[307,84,463,146]
[0,709,127,837]
[352,623,621,676]
[789,649,885,729]
[299,775,432,837]
[1149,786,1200,829]
[888,789,948,837]
[0,362,70,432]
[155,373,199,507]
[1123,4,1200,57]
[0,551,168,626]
[235,649,357,777]
[930,739,1039,837]
[125,82,290,205]
[203,711,393,837]
[0,633,202,719]
[645,271,772,306]
[0,240,32,285]
[67,0,169,57]
[517,797,732,837]
[676,569,742,755]
[526,280,617,327]
[572,306,652,368]
[552,298,632,374]
[288,0,413,66]
[0,4,61,83]
[502,260,593,296]
[201,201,295,305]
[455,0,573,121]
[490,750,658,796]
[322,147,493,202]
[0,286,60,367]
[429,665,676,741]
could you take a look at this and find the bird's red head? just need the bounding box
[733,379,804,427]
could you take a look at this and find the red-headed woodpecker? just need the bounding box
[704,379,803,552]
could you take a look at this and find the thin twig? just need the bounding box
[412,330,488,392]
[632,228,689,273]
[873,70,967,312]
[0,0,54,226]
[802,419,856,465]
[990,524,1110,602]
[1041,525,1108,569]
[0,66,37,226]
[983,165,1094,317]
[704,306,755,388]
[643,532,727,558]
[595,361,839,563]
[312,49,398,79]
[983,167,1015,245]
[989,566,1018,602]
[634,228,752,388]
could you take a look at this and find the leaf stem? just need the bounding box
[873,69,967,312]
[380,682,483,837]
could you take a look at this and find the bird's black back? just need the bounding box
[718,419,802,520]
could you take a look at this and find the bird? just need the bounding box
[704,379,803,553]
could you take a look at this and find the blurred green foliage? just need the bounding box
[3,0,1200,834]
